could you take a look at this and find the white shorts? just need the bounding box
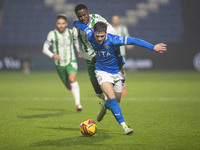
[95,69,125,93]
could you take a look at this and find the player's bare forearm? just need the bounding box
[125,45,134,50]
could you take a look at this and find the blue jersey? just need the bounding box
[89,33,125,74]
[73,21,155,74]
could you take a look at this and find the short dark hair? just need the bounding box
[94,22,107,33]
[57,14,67,21]
[75,4,88,12]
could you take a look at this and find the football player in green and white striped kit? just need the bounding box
[72,4,117,103]
[43,14,82,111]
[112,14,134,95]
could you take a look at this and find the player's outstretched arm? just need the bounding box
[125,37,155,50]
[153,43,167,53]
[123,37,167,53]
[73,21,88,31]
[73,21,93,40]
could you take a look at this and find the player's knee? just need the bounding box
[68,75,77,83]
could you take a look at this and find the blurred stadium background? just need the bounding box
[0,1,200,149]
[0,0,199,72]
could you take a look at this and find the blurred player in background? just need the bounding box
[43,14,82,111]
[22,53,31,74]
[112,15,134,95]
[73,21,167,135]
[72,4,116,102]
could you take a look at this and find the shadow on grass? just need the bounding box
[38,126,79,131]
[18,108,75,119]
[38,126,111,133]
[25,108,68,112]
[31,127,111,148]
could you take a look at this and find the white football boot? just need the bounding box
[76,105,82,111]
[97,102,107,122]
[123,126,133,135]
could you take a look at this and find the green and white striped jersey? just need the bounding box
[114,25,130,57]
[43,28,76,66]
[72,14,116,61]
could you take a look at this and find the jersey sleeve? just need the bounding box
[112,35,127,46]
[73,21,93,42]
[126,37,154,50]
[72,27,83,53]
[112,35,154,50]
[72,26,94,61]
[42,31,54,58]
[94,14,107,22]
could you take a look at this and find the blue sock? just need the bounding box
[104,98,125,124]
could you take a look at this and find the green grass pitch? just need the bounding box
[0,71,199,150]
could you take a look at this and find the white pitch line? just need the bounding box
[0,97,199,101]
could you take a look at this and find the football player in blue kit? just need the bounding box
[73,21,167,135]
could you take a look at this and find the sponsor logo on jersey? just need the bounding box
[86,28,92,34]
[114,112,120,116]
[104,45,110,49]
[96,51,111,57]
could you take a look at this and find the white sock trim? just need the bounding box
[120,122,127,130]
